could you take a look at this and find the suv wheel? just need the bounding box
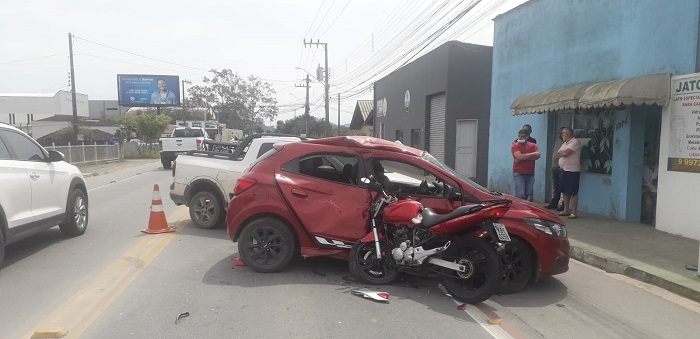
[59,189,88,237]
[162,159,172,170]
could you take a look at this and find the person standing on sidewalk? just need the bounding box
[642,153,659,225]
[544,127,565,210]
[555,127,581,219]
[514,124,537,144]
[512,129,541,201]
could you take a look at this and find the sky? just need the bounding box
[0,0,526,126]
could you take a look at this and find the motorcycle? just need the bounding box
[349,178,513,304]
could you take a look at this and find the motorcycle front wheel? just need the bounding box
[349,239,398,284]
[440,237,501,304]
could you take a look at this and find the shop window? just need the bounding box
[395,129,403,143]
[574,108,616,174]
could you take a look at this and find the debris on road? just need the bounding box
[457,304,466,310]
[351,289,390,303]
[232,257,246,266]
[175,312,190,324]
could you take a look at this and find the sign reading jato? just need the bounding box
[669,73,700,173]
[117,74,181,107]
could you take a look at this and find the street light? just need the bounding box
[294,67,320,82]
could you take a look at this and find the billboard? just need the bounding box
[117,74,180,107]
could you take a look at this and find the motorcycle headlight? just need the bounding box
[523,218,567,238]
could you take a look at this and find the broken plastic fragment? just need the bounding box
[351,289,390,302]
[457,304,466,310]
[232,257,246,266]
[488,319,501,325]
[175,312,190,324]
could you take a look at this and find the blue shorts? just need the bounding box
[513,172,534,201]
[561,171,580,196]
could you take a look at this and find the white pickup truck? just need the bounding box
[169,134,303,229]
[159,127,208,169]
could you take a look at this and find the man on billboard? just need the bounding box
[150,78,177,105]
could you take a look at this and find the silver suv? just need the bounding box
[0,123,88,270]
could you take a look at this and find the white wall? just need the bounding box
[657,95,700,240]
[0,91,89,124]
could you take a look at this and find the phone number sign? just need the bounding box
[669,74,700,173]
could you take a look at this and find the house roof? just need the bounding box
[36,126,114,145]
[349,100,374,130]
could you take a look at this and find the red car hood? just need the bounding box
[499,194,566,224]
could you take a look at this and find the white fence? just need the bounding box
[45,142,120,165]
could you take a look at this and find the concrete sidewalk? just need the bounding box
[76,158,161,177]
[565,212,700,303]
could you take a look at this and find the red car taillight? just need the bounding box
[233,178,257,196]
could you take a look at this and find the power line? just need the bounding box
[73,35,213,73]
[0,53,67,65]
[319,0,353,39]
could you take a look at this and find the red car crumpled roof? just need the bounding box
[303,136,423,157]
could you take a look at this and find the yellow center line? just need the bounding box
[25,206,190,339]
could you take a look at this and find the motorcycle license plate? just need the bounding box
[493,223,511,242]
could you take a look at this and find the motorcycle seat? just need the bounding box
[422,204,480,228]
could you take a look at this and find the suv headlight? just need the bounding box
[523,218,567,238]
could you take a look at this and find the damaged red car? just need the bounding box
[226,136,569,293]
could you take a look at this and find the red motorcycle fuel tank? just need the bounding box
[383,199,422,226]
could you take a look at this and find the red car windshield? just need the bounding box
[421,151,489,193]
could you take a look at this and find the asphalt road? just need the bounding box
[1,160,699,338]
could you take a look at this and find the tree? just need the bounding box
[134,114,171,143]
[110,112,171,143]
[188,69,278,134]
[276,115,327,138]
[243,75,278,135]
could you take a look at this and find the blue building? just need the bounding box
[488,0,700,221]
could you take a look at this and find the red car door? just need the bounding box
[276,152,371,248]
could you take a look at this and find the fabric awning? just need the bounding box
[578,73,670,108]
[510,73,671,115]
[511,84,590,115]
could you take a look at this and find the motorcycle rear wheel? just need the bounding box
[349,240,398,284]
[440,237,501,304]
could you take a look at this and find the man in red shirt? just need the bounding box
[512,129,541,201]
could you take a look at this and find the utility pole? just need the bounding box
[337,93,341,136]
[304,39,329,137]
[295,74,311,136]
[68,33,79,143]
[181,79,191,120]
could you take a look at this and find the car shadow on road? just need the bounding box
[201,253,568,321]
[2,228,68,269]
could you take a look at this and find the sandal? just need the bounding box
[558,211,571,216]
[568,214,578,219]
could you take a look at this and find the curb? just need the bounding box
[570,245,700,303]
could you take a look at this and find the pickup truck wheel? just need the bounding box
[161,159,172,169]
[237,218,295,273]
[189,191,222,229]
[59,189,89,237]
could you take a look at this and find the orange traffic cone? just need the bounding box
[142,184,175,234]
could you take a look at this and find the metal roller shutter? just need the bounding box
[429,94,446,163]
